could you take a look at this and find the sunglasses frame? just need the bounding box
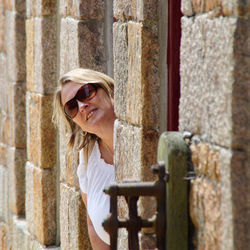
[63,83,99,119]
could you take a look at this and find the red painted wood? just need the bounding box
[167,0,182,131]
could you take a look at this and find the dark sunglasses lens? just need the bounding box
[76,84,97,101]
[64,99,78,119]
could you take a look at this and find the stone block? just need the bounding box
[114,120,158,219]
[113,22,128,121]
[60,17,106,75]
[59,0,72,17]
[181,0,194,16]
[179,15,237,148]
[0,166,8,223]
[0,1,5,52]
[26,0,57,17]
[60,183,91,249]
[13,0,26,14]
[190,139,234,249]
[26,18,34,93]
[71,0,105,20]
[0,54,8,111]
[5,11,26,82]
[116,22,159,128]
[59,126,80,188]
[0,222,8,250]
[26,92,56,169]
[25,162,57,245]
[8,82,26,148]
[8,147,26,215]
[231,150,249,250]
[0,143,8,167]
[12,217,28,250]
[0,115,13,145]
[190,177,223,249]
[30,17,57,94]
[114,0,158,24]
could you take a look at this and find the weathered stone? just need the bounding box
[190,139,234,249]
[181,0,194,16]
[72,0,105,20]
[60,17,106,75]
[59,126,80,187]
[60,183,91,249]
[12,217,28,250]
[0,222,8,250]
[5,11,26,82]
[0,166,8,223]
[8,147,26,215]
[59,0,73,17]
[190,177,223,249]
[26,18,34,93]
[123,22,160,128]
[8,82,26,148]
[114,120,158,219]
[114,0,158,24]
[0,144,8,167]
[33,17,57,94]
[0,1,5,52]
[13,0,26,14]
[26,0,57,17]
[113,22,128,121]
[26,92,56,169]
[179,15,237,148]
[0,115,13,146]
[113,0,134,21]
[25,162,56,245]
[0,54,8,112]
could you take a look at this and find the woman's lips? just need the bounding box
[86,109,97,121]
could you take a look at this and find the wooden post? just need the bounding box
[157,132,188,250]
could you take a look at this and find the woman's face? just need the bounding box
[61,81,116,136]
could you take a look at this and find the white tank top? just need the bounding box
[77,141,115,245]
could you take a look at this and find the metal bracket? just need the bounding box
[103,163,168,250]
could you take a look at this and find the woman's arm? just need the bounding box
[81,192,110,250]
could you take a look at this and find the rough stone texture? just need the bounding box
[31,17,57,94]
[12,217,28,250]
[60,183,91,250]
[59,127,80,187]
[179,15,237,148]
[190,140,234,249]
[113,22,128,121]
[60,17,106,75]
[72,0,105,20]
[181,0,194,16]
[8,82,26,148]
[113,0,158,24]
[26,92,56,169]
[0,166,8,223]
[0,1,5,52]
[0,54,8,112]
[26,0,57,18]
[5,11,26,82]
[114,119,158,220]
[8,147,26,215]
[0,144,8,167]
[0,222,8,250]
[60,0,106,19]
[114,22,160,127]
[25,162,57,245]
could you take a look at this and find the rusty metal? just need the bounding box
[102,163,168,250]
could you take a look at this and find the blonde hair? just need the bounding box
[52,68,115,157]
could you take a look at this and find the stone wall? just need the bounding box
[0,0,249,249]
[180,0,249,249]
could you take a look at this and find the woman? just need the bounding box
[53,68,116,249]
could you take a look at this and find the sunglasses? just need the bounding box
[64,83,99,119]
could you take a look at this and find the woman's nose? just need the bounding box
[77,100,89,111]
